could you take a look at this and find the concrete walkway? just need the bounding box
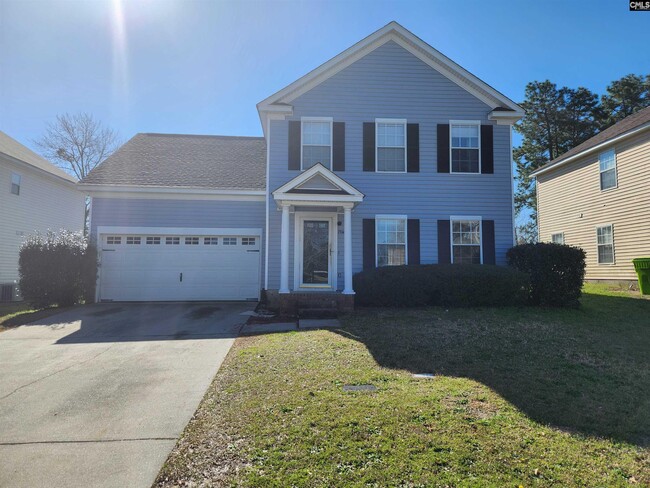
[0,302,252,488]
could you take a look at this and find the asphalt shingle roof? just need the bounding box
[81,133,266,191]
[535,106,650,174]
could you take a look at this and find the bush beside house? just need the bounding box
[19,230,97,308]
[507,243,586,307]
[353,264,529,308]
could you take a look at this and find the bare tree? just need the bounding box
[36,113,120,234]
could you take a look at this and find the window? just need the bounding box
[204,237,218,245]
[185,237,199,245]
[376,216,407,267]
[450,122,480,173]
[146,236,161,245]
[302,118,332,170]
[126,236,141,245]
[599,149,617,190]
[376,119,406,172]
[451,218,482,264]
[223,237,237,245]
[11,173,21,195]
[551,233,564,245]
[106,236,121,245]
[242,237,256,246]
[596,225,615,264]
[165,237,180,245]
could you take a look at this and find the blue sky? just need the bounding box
[1,0,648,152]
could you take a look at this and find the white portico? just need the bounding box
[272,164,364,296]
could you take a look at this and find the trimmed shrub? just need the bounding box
[506,243,586,307]
[353,264,529,308]
[19,230,98,308]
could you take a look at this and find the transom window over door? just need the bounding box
[376,216,407,266]
[599,149,617,190]
[596,225,614,264]
[451,218,482,264]
[376,119,406,172]
[450,121,480,173]
[302,118,332,170]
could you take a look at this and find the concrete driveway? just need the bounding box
[0,302,253,488]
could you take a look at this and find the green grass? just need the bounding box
[0,302,61,330]
[157,287,650,487]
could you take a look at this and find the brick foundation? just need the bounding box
[262,290,354,314]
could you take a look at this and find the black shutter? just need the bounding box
[363,122,375,172]
[437,124,450,173]
[482,220,496,264]
[363,219,376,270]
[407,123,420,173]
[481,125,494,174]
[288,121,301,170]
[437,219,451,264]
[332,122,345,171]
[407,219,420,264]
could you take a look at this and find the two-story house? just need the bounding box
[532,106,650,284]
[0,131,86,301]
[79,22,523,309]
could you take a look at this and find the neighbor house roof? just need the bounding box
[0,130,77,183]
[80,133,266,191]
[257,21,524,135]
[532,106,650,177]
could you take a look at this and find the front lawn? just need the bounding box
[0,302,62,331]
[157,287,650,487]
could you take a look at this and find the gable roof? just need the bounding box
[272,163,364,204]
[257,21,523,132]
[80,133,266,191]
[532,106,650,177]
[0,131,77,183]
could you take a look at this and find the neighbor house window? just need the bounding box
[451,218,482,264]
[599,149,617,190]
[11,173,21,195]
[376,216,407,267]
[596,225,615,264]
[302,118,332,170]
[450,121,480,173]
[551,233,564,244]
[376,119,406,172]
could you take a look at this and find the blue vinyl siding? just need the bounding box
[267,40,514,290]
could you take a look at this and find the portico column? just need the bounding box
[342,206,354,295]
[279,203,290,294]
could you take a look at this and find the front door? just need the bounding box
[296,214,336,289]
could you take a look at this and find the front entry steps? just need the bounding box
[263,290,354,315]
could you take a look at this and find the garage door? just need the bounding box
[98,232,261,301]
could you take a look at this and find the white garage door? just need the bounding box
[98,231,261,301]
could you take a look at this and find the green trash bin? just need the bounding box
[632,258,650,295]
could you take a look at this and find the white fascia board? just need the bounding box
[488,110,524,125]
[275,194,364,203]
[257,22,522,118]
[0,153,79,187]
[531,122,650,178]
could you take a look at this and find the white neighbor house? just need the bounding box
[0,131,86,301]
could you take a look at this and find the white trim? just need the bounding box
[449,120,481,174]
[273,163,364,205]
[0,152,78,186]
[300,117,333,171]
[531,121,650,177]
[509,125,516,246]
[293,212,338,291]
[375,214,408,267]
[595,223,616,265]
[257,22,523,116]
[488,110,522,126]
[375,118,407,173]
[449,216,483,264]
[264,116,271,290]
[598,148,618,192]
[97,226,262,236]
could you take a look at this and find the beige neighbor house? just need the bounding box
[0,131,86,301]
[532,106,650,283]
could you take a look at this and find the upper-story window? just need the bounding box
[450,121,480,173]
[11,173,21,195]
[599,149,617,191]
[376,119,406,172]
[301,117,332,170]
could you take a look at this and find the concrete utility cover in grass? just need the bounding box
[299,319,340,329]
[343,384,377,392]
[240,322,297,334]
[413,373,436,379]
